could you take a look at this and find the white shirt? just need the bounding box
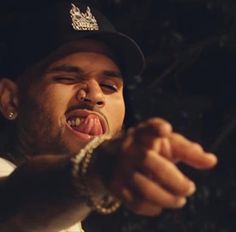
[0,157,84,232]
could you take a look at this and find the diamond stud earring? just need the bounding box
[8,112,16,120]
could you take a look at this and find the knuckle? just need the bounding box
[142,149,154,164]
[170,132,184,141]
[137,117,169,130]
[147,117,168,125]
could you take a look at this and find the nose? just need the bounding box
[77,80,105,108]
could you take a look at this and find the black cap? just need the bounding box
[0,1,145,83]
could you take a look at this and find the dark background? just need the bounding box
[1,0,236,231]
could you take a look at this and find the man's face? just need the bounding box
[17,46,125,156]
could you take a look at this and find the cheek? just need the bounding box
[106,94,125,131]
[44,87,73,123]
[28,85,72,122]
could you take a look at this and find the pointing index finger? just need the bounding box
[168,133,218,169]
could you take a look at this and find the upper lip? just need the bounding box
[65,109,108,134]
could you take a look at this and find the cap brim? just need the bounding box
[35,31,146,83]
[83,31,146,81]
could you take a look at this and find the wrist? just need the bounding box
[71,136,122,214]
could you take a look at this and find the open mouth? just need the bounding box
[65,110,107,139]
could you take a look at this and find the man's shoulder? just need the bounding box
[0,157,16,177]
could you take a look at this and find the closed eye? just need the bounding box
[101,83,118,92]
[53,76,78,84]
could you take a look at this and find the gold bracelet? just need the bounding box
[71,136,121,214]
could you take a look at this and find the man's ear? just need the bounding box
[0,78,18,120]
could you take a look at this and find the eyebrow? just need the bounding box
[46,65,83,75]
[46,65,123,79]
[103,70,123,79]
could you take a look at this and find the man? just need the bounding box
[0,1,217,231]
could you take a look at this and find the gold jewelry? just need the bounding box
[71,136,121,214]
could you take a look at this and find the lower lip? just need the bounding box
[66,123,95,142]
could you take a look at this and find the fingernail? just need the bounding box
[187,182,196,195]
[176,198,187,208]
[206,153,218,163]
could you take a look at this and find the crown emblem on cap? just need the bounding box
[70,3,99,31]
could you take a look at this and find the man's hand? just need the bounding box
[108,118,217,216]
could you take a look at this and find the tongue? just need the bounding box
[75,114,103,136]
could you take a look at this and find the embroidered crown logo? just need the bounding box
[70,3,99,31]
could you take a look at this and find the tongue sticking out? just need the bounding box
[73,114,104,136]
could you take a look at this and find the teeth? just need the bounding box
[75,118,81,126]
[68,117,81,127]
